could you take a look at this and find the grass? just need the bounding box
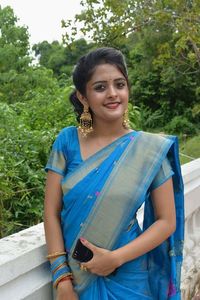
[179,134,200,165]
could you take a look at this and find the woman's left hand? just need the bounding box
[80,238,120,276]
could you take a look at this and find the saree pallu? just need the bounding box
[46,128,184,299]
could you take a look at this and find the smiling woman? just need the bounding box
[74,62,132,160]
[44,47,184,300]
[77,64,129,134]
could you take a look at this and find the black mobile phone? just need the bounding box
[72,238,93,262]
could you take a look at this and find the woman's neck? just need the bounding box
[91,119,132,139]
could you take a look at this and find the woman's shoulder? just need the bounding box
[53,126,78,150]
[57,126,77,139]
[59,125,77,134]
[140,130,176,140]
[139,130,178,148]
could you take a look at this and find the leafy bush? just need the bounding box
[128,102,141,130]
[0,87,76,238]
[139,106,165,130]
[192,104,200,124]
[164,116,197,135]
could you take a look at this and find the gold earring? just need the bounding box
[122,109,130,129]
[79,105,93,137]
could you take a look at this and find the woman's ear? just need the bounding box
[76,91,87,106]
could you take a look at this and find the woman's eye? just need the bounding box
[94,84,105,91]
[117,82,126,89]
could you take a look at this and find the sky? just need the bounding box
[1,0,83,45]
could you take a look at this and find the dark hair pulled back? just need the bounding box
[69,47,129,122]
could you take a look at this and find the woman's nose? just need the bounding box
[107,85,117,98]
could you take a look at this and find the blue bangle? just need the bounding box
[52,265,71,282]
[50,256,67,272]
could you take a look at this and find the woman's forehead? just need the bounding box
[89,64,125,82]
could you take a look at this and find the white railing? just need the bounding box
[181,158,200,300]
[0,223,52,300]
[0,159,200,300]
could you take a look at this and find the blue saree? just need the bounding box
[45,126,184,300]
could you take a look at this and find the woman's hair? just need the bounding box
[69,47,129,121]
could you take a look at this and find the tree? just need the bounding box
[0,5,30,71]
[63,0,200,72]
[0,6,77,237]
[62,0,200,127]
[32,41,67,77]
[32,38,94,78]
[0,6,33,103]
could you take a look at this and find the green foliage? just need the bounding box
[192,103,200,122]
[179,135,200,164]
[139,106,165,130]
[0,6,30,62]
[164,116,197,135]
[0,67,60,103]
[128,102,141,130]
[32,39,94,78]
[0,6,32,103]
[63,0,200,66]
[0,5,79,237]
[63,0,200,126]
[0,86,76,238]
[63,0,142,47]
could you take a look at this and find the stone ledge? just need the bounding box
[0,223,53,299]
[0,263,52,300]
[0,223,46,286]
[182,158,200,185]
[182,158,200,218]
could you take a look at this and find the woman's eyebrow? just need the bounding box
[92,78,126,85]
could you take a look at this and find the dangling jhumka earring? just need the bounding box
[79,104,93,137]
[122,109,130,129]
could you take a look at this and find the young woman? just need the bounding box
[44,47,184,300]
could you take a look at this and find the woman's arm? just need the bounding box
[44,170,78,299]
[44,170,65,254]
[80,177,176,275]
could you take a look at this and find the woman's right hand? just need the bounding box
[56,280,79,300]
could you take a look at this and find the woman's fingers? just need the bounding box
[80,237,98,252]
[79,238,115,275]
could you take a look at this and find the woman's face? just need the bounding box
[83,63,129,125]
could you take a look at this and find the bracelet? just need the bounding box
[48,254,73,289]
[50,256,67,272]
[46,251,67,259]
[52,262,68,274]
[53,272,73,289]
[53,266,71,282]
[56,275,73,288]
[52,264,73,289]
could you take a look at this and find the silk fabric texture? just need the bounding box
[45,127,184,300]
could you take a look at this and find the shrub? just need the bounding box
[164,116,197,135]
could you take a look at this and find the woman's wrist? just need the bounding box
[111,249,125,268]
[57,278,73,291]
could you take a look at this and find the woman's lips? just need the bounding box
[104,102,120,109]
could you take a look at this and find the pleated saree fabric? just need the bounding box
[45,126,184,300]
